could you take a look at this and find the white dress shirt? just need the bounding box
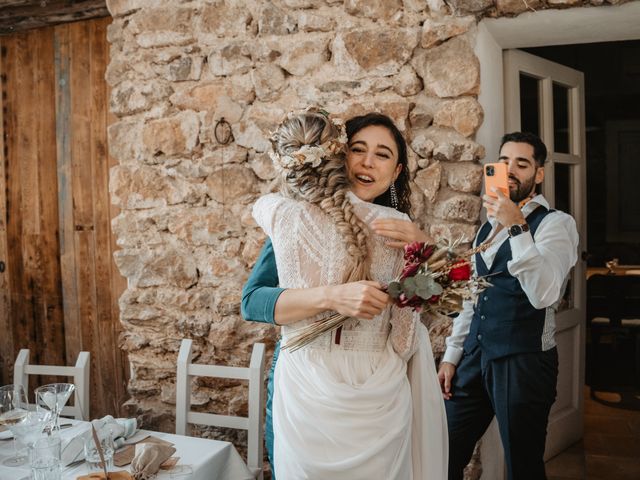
[442,195,579,365]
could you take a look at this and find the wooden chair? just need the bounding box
[176,339,265,480]
[13,349,90,420]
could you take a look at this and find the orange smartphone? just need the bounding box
[484,163,509,198]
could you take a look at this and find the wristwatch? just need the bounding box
[508,223,530,237]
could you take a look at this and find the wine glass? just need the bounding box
[10,410,51,450]
[34,385,57,434]
[0,384,29,467]
[35,383,75,433]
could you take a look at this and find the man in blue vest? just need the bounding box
[438,132,579,480]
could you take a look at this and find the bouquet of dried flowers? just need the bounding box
[386,240,492,315]
[282,239,492,352]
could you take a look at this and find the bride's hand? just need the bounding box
[324,281,389,319]
[371,218,432,249]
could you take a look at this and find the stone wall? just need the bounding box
[104,0,628,473]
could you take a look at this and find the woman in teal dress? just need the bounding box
[241,113,432,477]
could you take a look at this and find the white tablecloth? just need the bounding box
[0,421,254,480]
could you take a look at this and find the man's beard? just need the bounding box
[509,174,537,203]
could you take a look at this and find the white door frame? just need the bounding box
[474,3,640,479]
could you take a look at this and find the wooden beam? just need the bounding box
[0,0,109,35]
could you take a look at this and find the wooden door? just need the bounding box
[503,49,587,458]
[0,17,128,418]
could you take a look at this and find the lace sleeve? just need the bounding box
[252,193,286,237]
[389,305,419,361]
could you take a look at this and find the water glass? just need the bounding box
[84,430,114,472]
[31,436,62,480]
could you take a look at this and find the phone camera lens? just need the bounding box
[486,166,494,176]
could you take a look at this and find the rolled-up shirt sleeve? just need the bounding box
[507,212,579,310]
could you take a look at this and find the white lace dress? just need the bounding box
[253,191,448,480]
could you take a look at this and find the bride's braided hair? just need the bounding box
[272,111,370,282]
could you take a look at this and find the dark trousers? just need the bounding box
[445,345,558,480]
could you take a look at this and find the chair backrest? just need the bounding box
[176,339,265,480]
[13,349,90,420]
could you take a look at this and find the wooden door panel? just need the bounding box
[0,17,128,416]
[2,28,66,375]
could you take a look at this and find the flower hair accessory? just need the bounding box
[269,109,348,171]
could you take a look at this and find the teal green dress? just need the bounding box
[240,238,282,477]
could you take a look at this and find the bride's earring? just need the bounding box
[390,182,399,210]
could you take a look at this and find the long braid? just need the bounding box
[273,112,370,282]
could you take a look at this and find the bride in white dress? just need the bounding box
[253,110,447,480]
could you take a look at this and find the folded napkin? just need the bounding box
[130,442,176,480]
[61,415,137,466]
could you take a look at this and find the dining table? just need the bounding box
[0,420,256,480]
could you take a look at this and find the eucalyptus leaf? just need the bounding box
[402,277,416,298]
[387,282,402,299]
[414,277,444,300]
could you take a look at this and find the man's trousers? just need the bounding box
[445,345,558,480]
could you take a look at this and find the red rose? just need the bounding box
[449,261,472,281]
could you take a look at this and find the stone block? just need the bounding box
[433,97,484,137]
[393,64,423,97]
[258,4,297,35]
[108,120,144,164]
[205,165,259,204]
[344,0,403,19]
[197,3,253,37]
[403,0,428,12]
[252,64,287,101]
[422,126,485,162]
[410,129,436,158]
[420,16,475,48]
[432,189,482,223]
[106,0,142,18]
[209,41,254,76]
[443,162,483,194]
[142,111,200,156]
[110,165,202,209]
[496,0,543,14]
[249,152,278,180]
[333,28,420,78]
[277,35,331,76]
[110,80,173,116]
[298,11,336,32]
[412,36,480,98]
[414,161,443,203]
[114,247,198,288]
[167,206,230,245]
[446,0,493,13]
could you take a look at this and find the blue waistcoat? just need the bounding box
[464,206,555,362]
